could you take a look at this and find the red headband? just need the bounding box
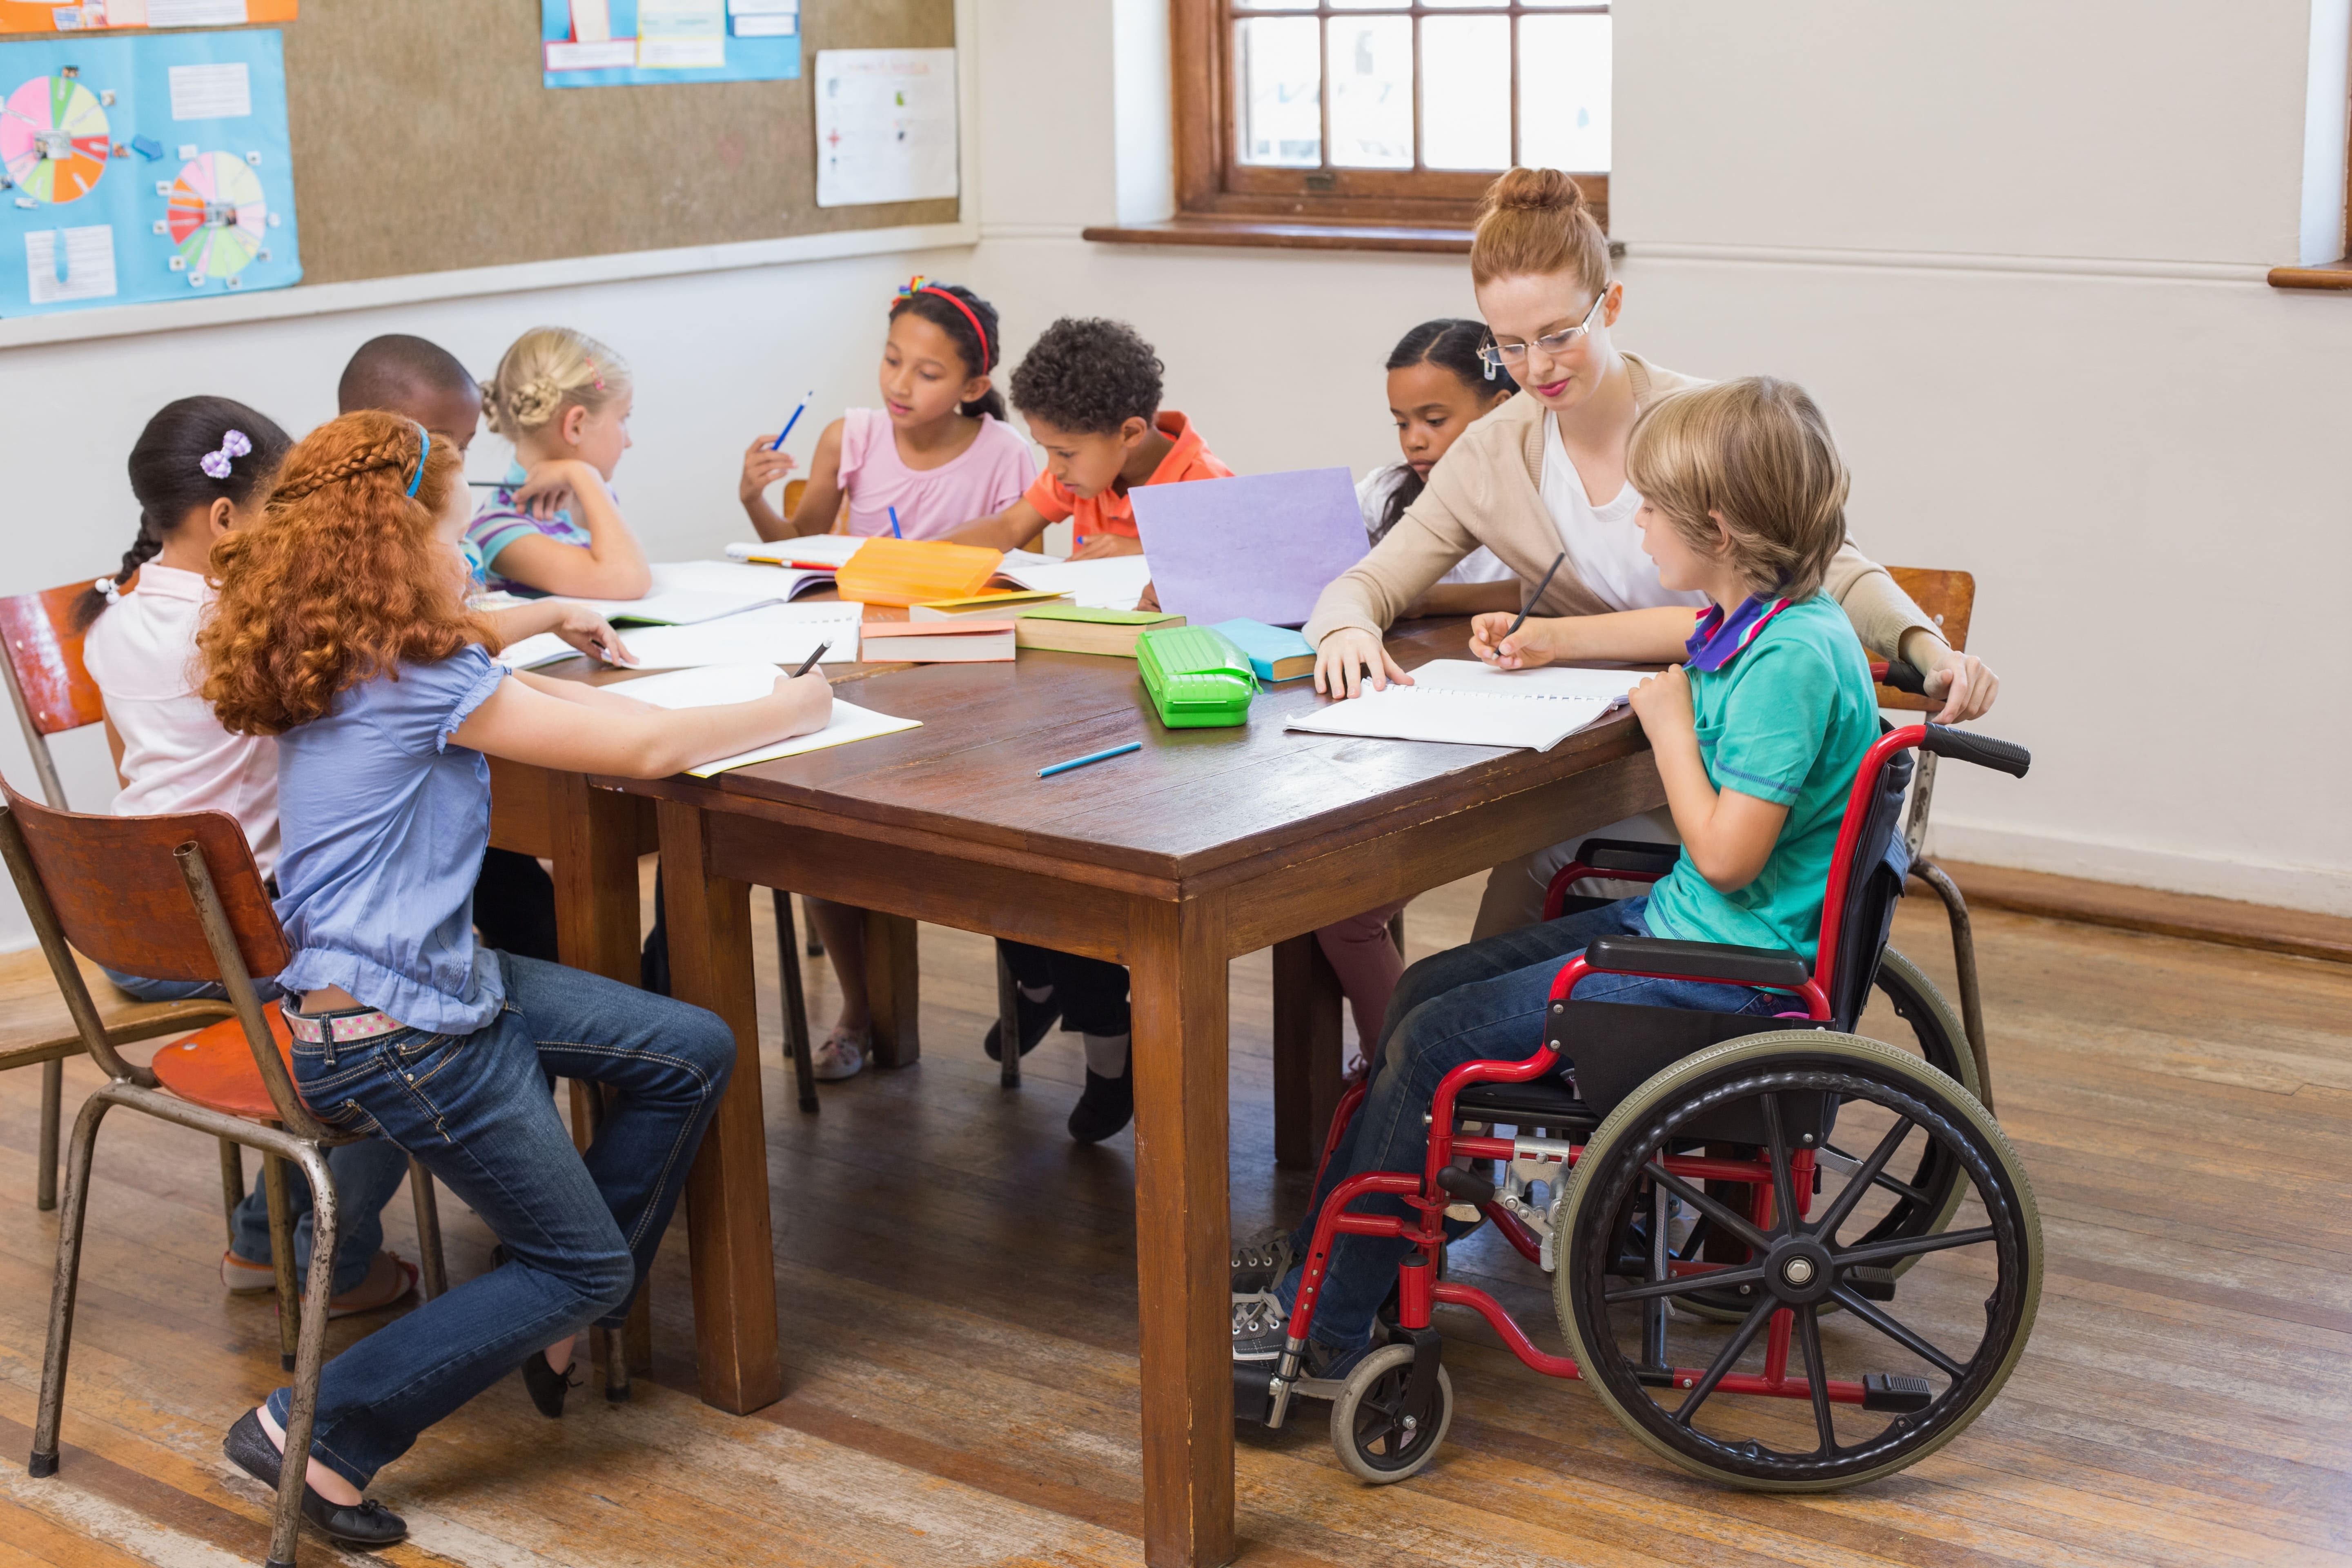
[892,277,990,366]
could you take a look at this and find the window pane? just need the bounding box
[1327,14,1412,168]
[1519,13,1610,172]
[1329,0,1411,9]
[1236,16,1323,167]
[1419,16,1510,171]
[1232,0,1316,10]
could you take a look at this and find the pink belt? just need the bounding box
[281,1005,408,1044]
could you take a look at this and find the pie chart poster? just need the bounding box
[0,30,299,317]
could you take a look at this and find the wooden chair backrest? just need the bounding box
[0,580,107,740]
[0,778,288,986]
[780,479,852,533]
[1878,567,1976,713]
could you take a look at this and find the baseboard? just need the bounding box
[1929,858,2352,966]
[1928,822,2352,918]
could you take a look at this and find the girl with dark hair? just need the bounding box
[735,278,1037,1080]
[1356,318,1523,620]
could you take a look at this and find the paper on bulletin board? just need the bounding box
[0,0,298,33]
[0,28,299,316]
[540,0,799,89]
[814,48,957,208]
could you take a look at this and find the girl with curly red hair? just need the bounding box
[199,410,829,1547]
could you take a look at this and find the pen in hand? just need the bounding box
[1488,550,1566,666]
[788,642,830,679]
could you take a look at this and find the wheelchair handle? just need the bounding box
[1878,659,1929,695]
[1922,722,2031,778]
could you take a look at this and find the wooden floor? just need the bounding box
[2,873,2349,1567]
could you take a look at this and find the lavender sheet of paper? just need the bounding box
[1128,467,1368,628]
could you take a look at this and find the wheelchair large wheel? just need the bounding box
[1553,1032,2039,1491]
[1673,947,1976,1324]
[1328,1343,1454,1484]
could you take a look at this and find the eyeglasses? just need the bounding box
[1478,291,1608,372]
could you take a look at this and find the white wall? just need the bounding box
[4,0,2346,957]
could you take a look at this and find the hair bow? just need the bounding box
[585,356,607,394]
[200,429,252,480]
[896,275,929,297]
[90,575,122,605]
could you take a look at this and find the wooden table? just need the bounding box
[569,617,1661,1568]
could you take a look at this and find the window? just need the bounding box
[1168,0,1610,237]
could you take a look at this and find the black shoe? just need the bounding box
[984,984,1061,1061]
[223,1409,408,1548]
[520,1349,580,1418]
[1230,1232,1294,1296]
[1067,1067,1134,1144]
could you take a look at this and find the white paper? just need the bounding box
[732,14,793,35]
[168,61,251,120]
[1285,682,1621,753]
[25,226,116,305]
[101,0,148,24]
[995,552,1154,611]
[494,632,578,670]
[639,0,725,67]
[610,603,862,670]
[729,535,866,568]
[688,699,924,777]
[570,0,612,42]
[729,0,797,11]
[545,39,639,70]
[815,48,960,207]
[603,662,783,710]
[146,0,245,25]
[551,588,780,626]
[1405,660,1643,704]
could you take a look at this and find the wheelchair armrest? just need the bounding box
[1572,837,1682,879]
[1584,934,1812,991]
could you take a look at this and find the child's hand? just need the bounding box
[1136,580,1160,612]
[552,605,635,666]
[740,438,799,507]
[1628,664,1693,738]
[511,461,581,522]
[1469,612,1551,669]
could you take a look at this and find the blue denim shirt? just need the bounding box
[273,644,509,1033]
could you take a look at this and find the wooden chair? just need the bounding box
[1,579,247,1210]
[1880,566,1993,1107]
[0,780,443,1568]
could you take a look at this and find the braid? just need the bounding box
[271,437,414,503]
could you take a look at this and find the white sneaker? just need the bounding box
[811,1025,868,1082]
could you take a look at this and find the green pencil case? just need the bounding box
[1136,626,1257,729]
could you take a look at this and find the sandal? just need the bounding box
[811,1025,869,1082]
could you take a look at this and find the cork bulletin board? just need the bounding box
[279,0,958,287]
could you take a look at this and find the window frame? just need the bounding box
[1170,0,1610,233]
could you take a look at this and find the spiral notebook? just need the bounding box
[1285,661,1645,752]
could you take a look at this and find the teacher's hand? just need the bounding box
[1914,638,2000,725]
[1314,627,1412,699]
[1468,612,1555,670]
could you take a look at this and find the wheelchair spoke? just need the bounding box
[1835,1225,1996,1270]
[1829,1285,1966,1379]
[1670,1295,1777,1426]
[1647,1163,1772,1252]
[1825,1142,1934,1208]
[1811,1117,1914,1242]
[1759,1093,1800,1236]
[1797,1304,1839,1459]
[1604,1264,1767,1305]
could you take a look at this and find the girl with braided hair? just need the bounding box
[200,410,831,1547]
[467,325,652,598]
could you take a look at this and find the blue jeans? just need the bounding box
[265,951,735,1490]
[1280,898,1786,1350]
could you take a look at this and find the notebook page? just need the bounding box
[615,603,863,669]
[686,701,922,776]
[1285,685,1617,752]
[1405,659,1645,704]
[995,553,1154,610]
[595,664,924,775]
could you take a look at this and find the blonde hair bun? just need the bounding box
[1470,168,1609,292]
[482,326,628,438]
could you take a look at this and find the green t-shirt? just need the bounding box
[1643,594,1878,961]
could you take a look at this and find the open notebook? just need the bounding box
[610,663,922,777]
[1285,661,1645,752]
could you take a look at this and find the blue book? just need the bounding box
[1211,618,1316,682]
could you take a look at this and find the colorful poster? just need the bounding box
[0,27,297,315]
[541,0,798,90]
[0,1,298,35]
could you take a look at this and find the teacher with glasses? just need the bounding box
[1303,167,2001,938]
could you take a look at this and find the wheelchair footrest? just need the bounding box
[1862,1373,1933,1413]
[1847,1266,1898,1301]
[1235,1361,1276,1425]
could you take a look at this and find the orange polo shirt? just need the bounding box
[1022,411,1232,551]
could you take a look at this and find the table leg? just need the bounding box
[656,799,784,1415]
[1270,933,1345,1170]
[1127,896,1236,1568]
[862,909,921,1069]
[546,772,645,984]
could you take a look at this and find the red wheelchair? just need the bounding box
[1236,713,2040,1492]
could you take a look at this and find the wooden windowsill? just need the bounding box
[1080,218,1473,254]
[2268,259,2352,290]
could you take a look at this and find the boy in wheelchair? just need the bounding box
[1235,375,1885,1374]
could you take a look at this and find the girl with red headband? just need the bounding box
[737,278,1035,1080]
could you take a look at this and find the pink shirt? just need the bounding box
[82,564,281,877]
[835,408,1036,539]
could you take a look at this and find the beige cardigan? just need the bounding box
[1303,353,1938,661]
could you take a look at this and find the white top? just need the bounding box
[1356,465,1514,586]
[1539,414,1708,614]
[82,564,280,877]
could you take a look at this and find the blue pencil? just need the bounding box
[889,505,903,538]
[1039,740,1141,779]
[769,392,813,451]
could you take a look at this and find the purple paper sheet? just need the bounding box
[1128,468,1369,628]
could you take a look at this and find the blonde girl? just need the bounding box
[469,326,652,599]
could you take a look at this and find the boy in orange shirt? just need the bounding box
[953,315,1231,561]
[956,316,1231,1142]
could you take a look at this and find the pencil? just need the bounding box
[788,642,830,678]
[1039,740,1140,778]
[888,505,903,539]
[769,392,813,452]
[1500,551,1567,645]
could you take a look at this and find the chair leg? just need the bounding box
[408,1158,447,1302]
[217,1138,244,1245]
[773,890,817,1114]
[1912,858,1993,1114]
[994,945,1021,1090]
[804,897,824,958]
[1387,910,1406,960]
[262,1153,301,1373]
[29,1089,116,1479]
[268,1144,341,1568]
[598,1324,632,1403]
[36,1058,60,1211]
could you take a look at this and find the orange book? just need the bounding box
[833,537,1005,608]
[0,0,299,28]
[858,620,1016,663]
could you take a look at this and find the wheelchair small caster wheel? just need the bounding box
[1329,1343,1452,1484]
